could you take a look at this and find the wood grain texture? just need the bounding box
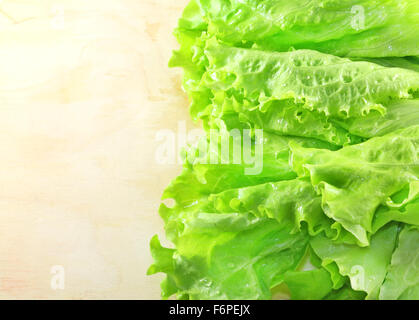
[0,0,191,299]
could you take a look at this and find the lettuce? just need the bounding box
[283,268,334,300]
[204,40,419,119]
[379,226,419,300]
[197,0,419,57]
[291,126,419,246]
[149,218,308,299]
[310,223,399,299]
[149,0,419,300]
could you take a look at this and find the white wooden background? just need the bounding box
[0,0,191,299]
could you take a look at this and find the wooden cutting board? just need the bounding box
[0,0,191,299]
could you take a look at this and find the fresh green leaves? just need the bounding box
[150,0,419,300]
[204,41,419,119]
[311,224,399,299]
[291,126,419,245]
[197,0,419,57]
[379,226,419,300]
[149,218,308,299]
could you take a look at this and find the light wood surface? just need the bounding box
[0,0,191,299]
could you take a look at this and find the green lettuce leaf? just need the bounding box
[150,0,419,300]
[372,181,419,233]
[379,226,419,300]
[310,223,399,299]
[148,217,308,300]
[204,40,419,119]
[197,0,419,57]
[283,268,334,300]
[209,179,337,238]
[291,126,419,245]
[336,99,419,138]
[325,285,367,300]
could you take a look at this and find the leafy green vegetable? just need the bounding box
[149,217,308,299]
[291,126,419,246]
[337,99,419,138]
[379,226,419,300]
[283,268,334,300]
[325,285,367,300]
[149,0,419,300]
[310,223,399,299]
[209,179,335,237]
[204,40,419,119]
[197,0,419,57]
